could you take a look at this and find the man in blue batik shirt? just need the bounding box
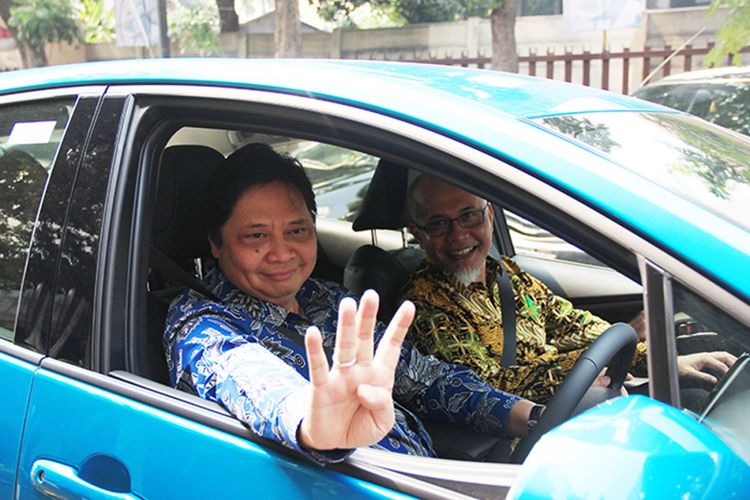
[164,143,536,464]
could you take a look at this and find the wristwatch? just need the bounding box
[527,403,546,431]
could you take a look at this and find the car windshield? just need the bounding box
[536,112,750,232]
[634,81,750,136]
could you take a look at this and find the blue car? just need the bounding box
[1,59,748,499]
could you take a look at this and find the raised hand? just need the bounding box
[299,289,415,451]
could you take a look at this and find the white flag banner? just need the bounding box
[115,0,160,47]
[563,0,644,32]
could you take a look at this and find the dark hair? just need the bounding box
[203,142,316,247]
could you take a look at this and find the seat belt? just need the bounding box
[150,245,221,302]
[497,267,517,367]
[277,326,335,362]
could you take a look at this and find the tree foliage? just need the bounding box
[0,150,47,293]
[313,0,497,26]
[705,0,750,67]
[312,0,517,72]
[8,0,81,65]
[170,0,223,56]
[75,0,115,43]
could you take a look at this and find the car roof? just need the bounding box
[2,59,748,301]
[0,58,664,119]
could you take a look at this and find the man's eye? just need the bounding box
[245,232,266,240]
[460,210,481,222]
[288,227,310,239]
[427,220,449,231]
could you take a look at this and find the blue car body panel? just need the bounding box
[509,396,750,499]
[0,351,35,498]
[0,59,745,301]
[16,368,412,499]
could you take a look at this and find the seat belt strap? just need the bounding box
[277,326,335,362]
[497,267,517,367]
[150,245,222,303]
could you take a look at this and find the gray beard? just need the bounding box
[451,264,484,287]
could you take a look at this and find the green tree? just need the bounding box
[170,0,223,56]
[75,0,115,44]
[705,0,750,67]
[3,0,81,68]
[313,0,518,72]
[315,0,496,24]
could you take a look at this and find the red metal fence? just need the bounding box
[394,42,750,94]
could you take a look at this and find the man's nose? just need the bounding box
[266,234,294,261]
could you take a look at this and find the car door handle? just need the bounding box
[31,458,141,499]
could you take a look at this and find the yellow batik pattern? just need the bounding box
[402,256,648,404]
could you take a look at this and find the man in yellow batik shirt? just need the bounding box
[402,175,735,405]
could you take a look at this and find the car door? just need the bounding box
[0,90,92,498]
[13,91,453,500]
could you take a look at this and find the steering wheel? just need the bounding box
[510,322,639,463]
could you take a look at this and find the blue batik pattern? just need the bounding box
[164,268,521,463]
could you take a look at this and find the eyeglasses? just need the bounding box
[415,203,489,237]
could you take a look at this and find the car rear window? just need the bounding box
[0,98,73,340]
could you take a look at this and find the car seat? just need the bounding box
[344,159,425,322]
[145,145,225,384]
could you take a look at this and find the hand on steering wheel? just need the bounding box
[510,323,639,463]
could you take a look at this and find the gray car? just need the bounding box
[633,65,750,136]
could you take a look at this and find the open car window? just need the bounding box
[506,210,605,268]
[137,101,743,497]
[674,279,750,461]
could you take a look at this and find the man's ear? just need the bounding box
[209,237,221,259]
[487,202,495,225]
[408,223,425,247]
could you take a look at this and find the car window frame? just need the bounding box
[92,84,748,495]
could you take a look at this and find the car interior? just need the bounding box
[131,122,649,465]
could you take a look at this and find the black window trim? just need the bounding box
[640,257,681,406]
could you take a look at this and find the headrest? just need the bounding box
[152,145,224,260]
[344,244,419,321]
[352,159,411,231]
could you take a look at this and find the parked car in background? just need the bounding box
[1,59,748,499]
[633,65,750,136]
